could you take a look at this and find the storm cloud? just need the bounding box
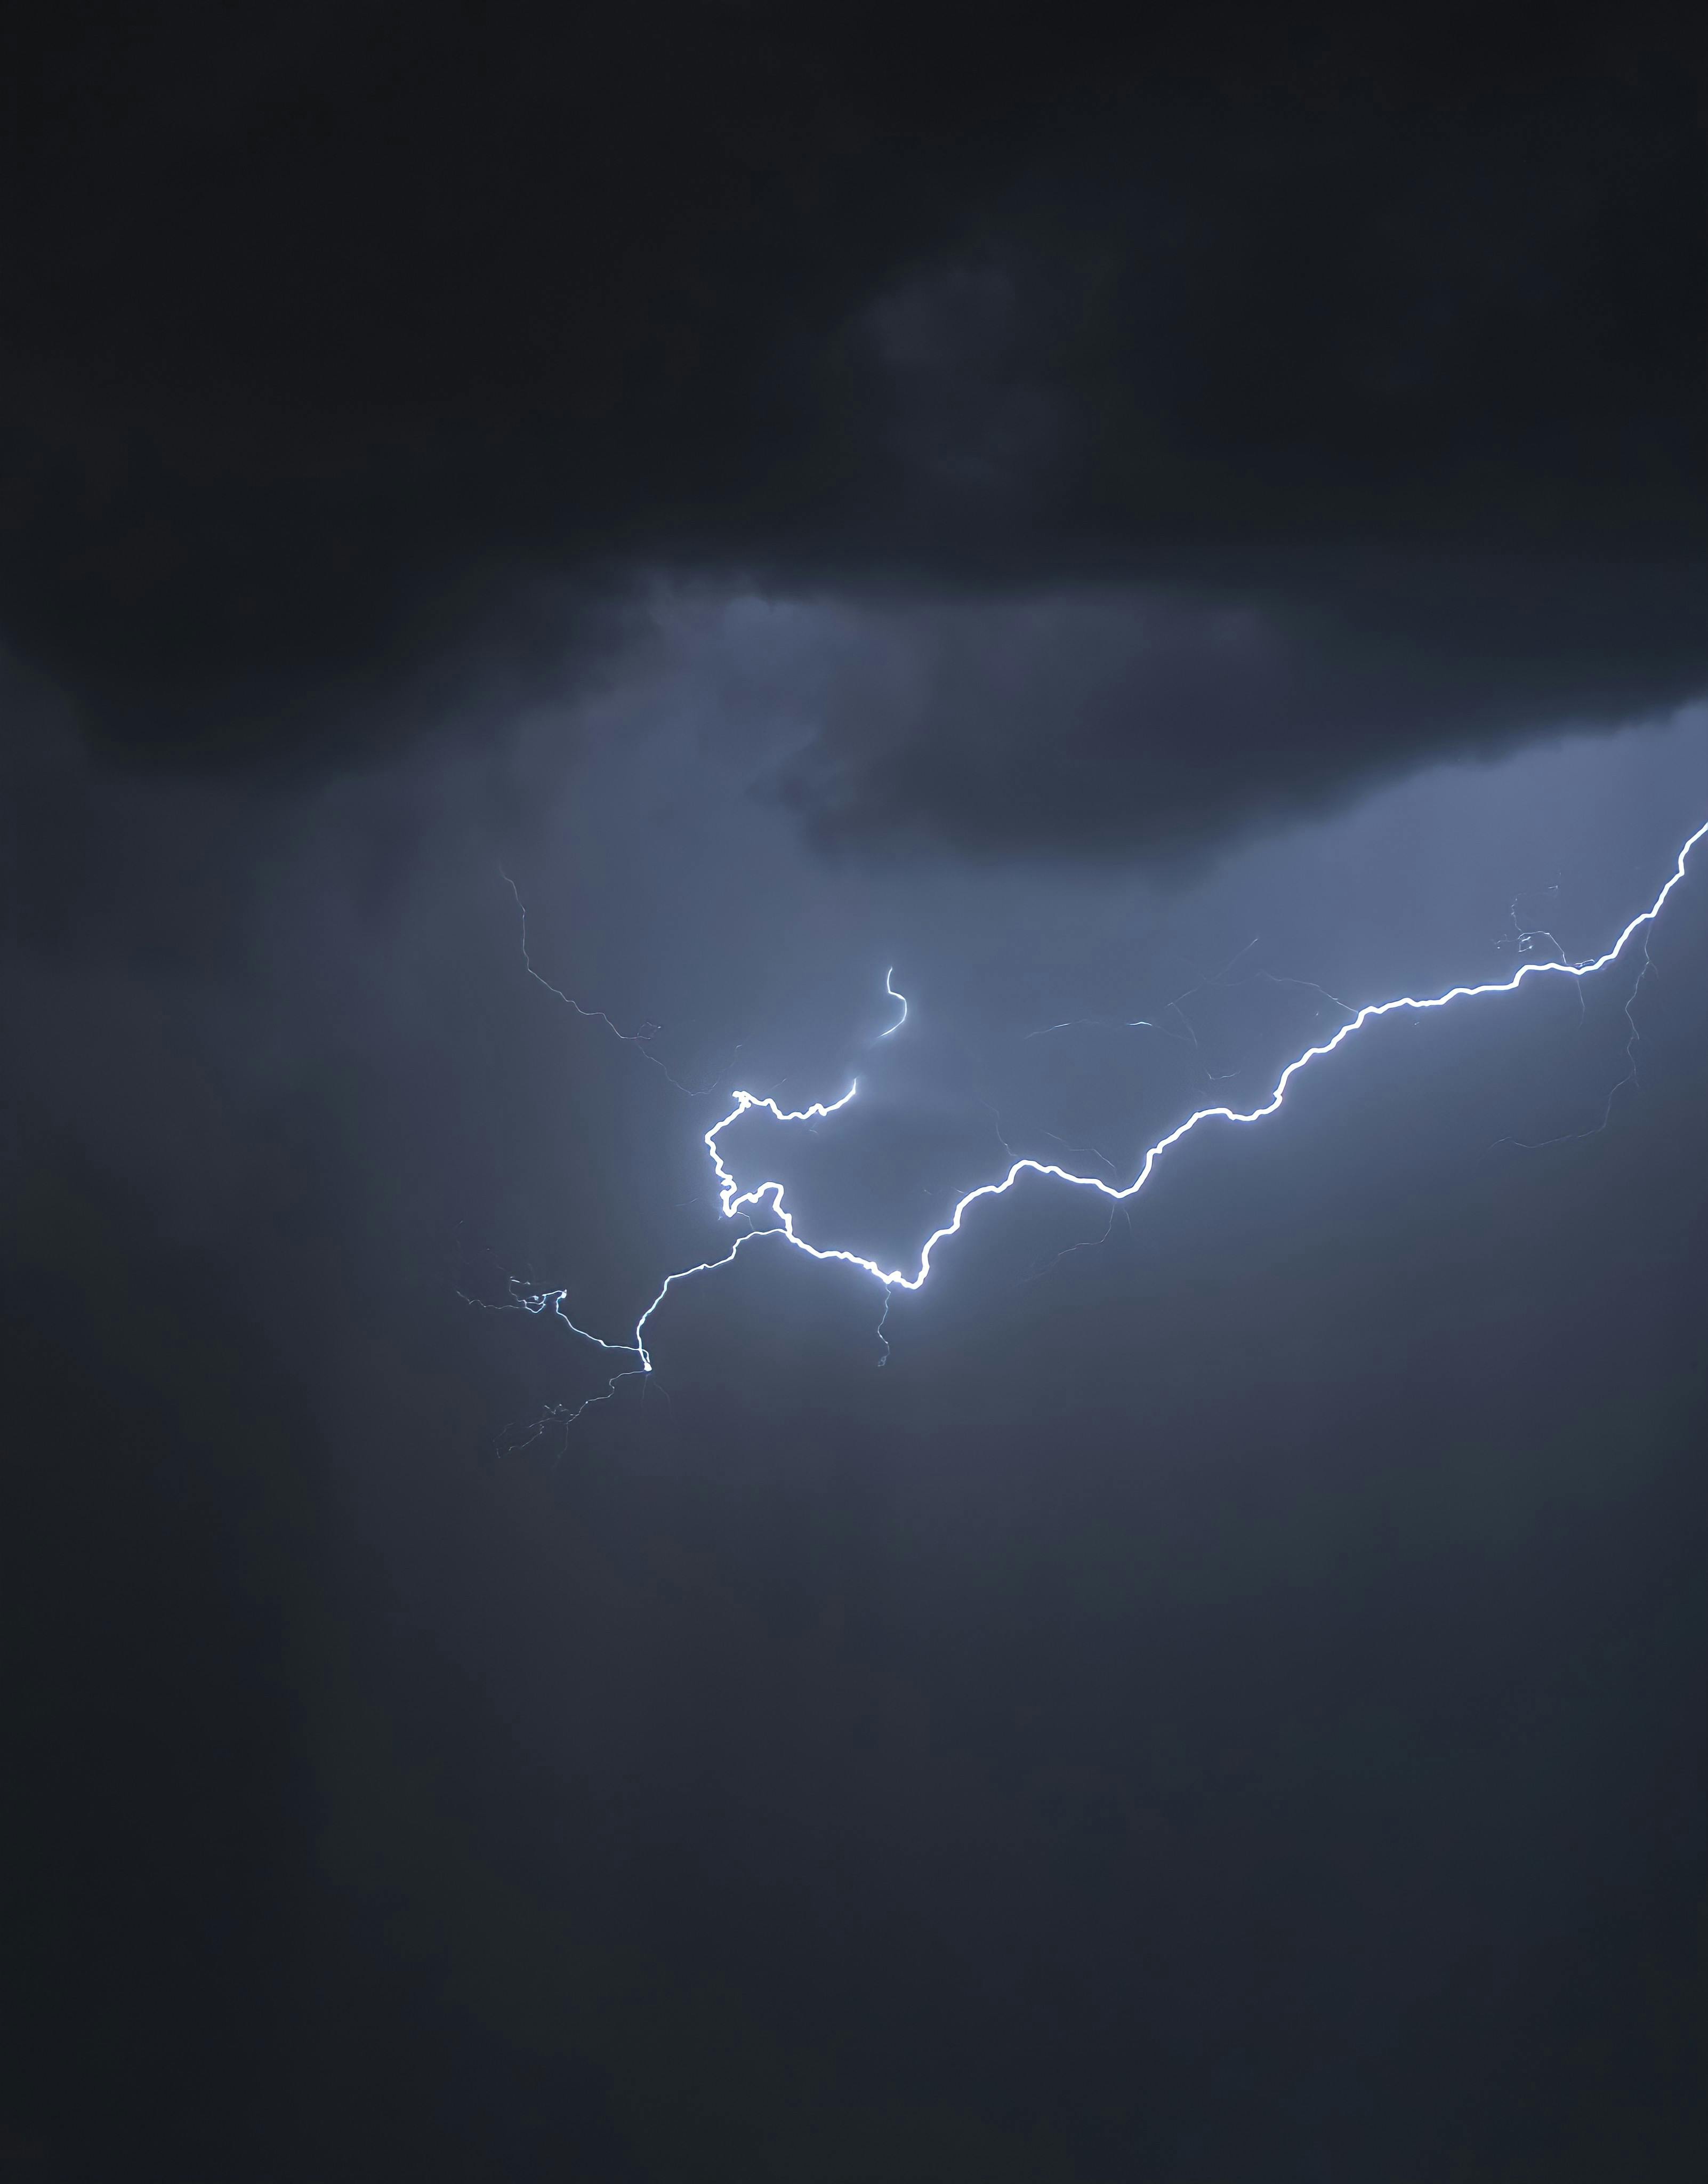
[6,12,1706,2179]
[3,2,1700,845]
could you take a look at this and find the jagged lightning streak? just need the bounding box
[509,815,1706,1398]
[881,967,908,1037]
[501,868,738,1097]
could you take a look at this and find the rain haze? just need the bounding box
[5,8,1705,2181]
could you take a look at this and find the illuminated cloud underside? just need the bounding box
[514,814,1708,1420]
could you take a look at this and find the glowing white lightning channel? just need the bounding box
[881,967,908,1037]
[511,815,1706,1407]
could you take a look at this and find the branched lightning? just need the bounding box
[1506,886,1586,1024]
[491,816,1706,1416]
[502,869,738,1097]
[974,1095,1014,1160]
[1498,932,1657,1152]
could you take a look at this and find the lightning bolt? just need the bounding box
[501,868,738,1097]
[495,814,1707,1412]
[881,967,908,1037]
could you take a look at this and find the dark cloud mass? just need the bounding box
[2,2,1701,838]
[6,10,1707,2182]
[770,573,1707,858]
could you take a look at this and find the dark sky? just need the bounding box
[4,7,1705,2181]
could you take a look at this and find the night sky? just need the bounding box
[4,9,1706,2181]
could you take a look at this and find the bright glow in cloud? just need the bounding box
[495,812,1707,1427]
